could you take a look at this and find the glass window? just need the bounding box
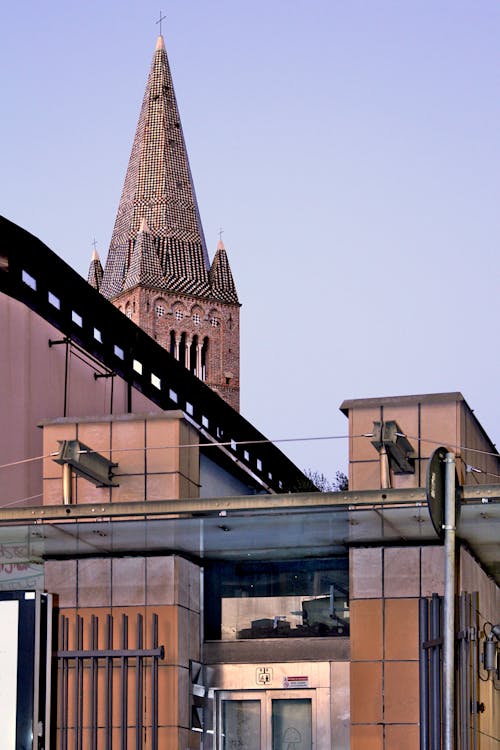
[155,304,165,318]
[204,557,349,640]
[175,310,183,321]
[272,699,311,750]
[222,700,260,750]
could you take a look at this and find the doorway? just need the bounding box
[217,690,314,750]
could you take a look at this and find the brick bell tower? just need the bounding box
[89,34,240,411]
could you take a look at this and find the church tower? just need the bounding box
[93,35,240,411]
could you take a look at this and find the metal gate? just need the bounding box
[419,592,481,750]
[57,612,164,750]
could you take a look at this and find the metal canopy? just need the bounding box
[0,486,498,583]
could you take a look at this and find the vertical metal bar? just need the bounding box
[45,594,54,750]
[90,615,98,750]
[430,593,441,750]
[459,593,467,750]
[121,615,128,750]
[136,614,144,750]
[151,614,159,750]
[419,598,429,750]
[470,592,479,750]
[77,616,84,750]
[465,593,471,750]
[59,615,68,750]
[443,452,456,750]
[74,616,80,750]
[105,614,113,750]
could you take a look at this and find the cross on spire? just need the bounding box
[156,11,166,36]
[92,237,98,251]
[218,227,224,242]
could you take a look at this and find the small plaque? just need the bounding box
[283,676,309,689]
[256,667,273,685]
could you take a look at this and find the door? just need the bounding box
[217,690,314,749]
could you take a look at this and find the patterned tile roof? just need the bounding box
[123,219,166,291]
[209,240,239,304]
[101,35,214,300]
[87,249,103,291]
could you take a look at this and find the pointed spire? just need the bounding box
[87,247,103,291]
[101,35,210,299]
[123,217,166,291]
[210,240,239,304]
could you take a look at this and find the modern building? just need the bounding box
[0,30,498,750]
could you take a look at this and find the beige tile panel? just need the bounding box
[350,406,383,462]
[112,557,146,606]
[350,662,383,723]
[330,662,350,750]
[175,556,201,611]
[77,422,111,459]
[419,402,459,457]
[179,421,200,484]
[44,559,77,607]
[146,473,179,501]
[350,723,383,750]
[114,473,145,503]
[75,476,111,505]
[384,661,419,723]
[350,461,381,491]
[146,556,175,605]
[350,548,383,599]
[384,547,420,597]
[350,599,383,660]
[420,546,445,596]
[77,558,111,607]
[146,419,181,473]
[177,606,200,666]
[384,599,419,660]
[112,419,146,475]
[385,724,420,750]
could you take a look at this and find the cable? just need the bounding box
[1,492,43,508]
[1,426,500,473]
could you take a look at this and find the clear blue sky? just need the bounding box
[2,1,499,478]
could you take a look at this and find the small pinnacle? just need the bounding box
[91,249,100,261]
[217,239,225,251]
[156,35,165,51]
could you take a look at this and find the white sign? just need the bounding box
[256,666,273,685]
[0,600,19,750]
[283,675,309,689]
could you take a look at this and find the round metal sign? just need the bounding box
[426,446,461,539]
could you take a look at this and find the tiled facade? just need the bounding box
[344,393,500,750]
[94,36,241,410]
[45,555,202,750]
[42,412,200,505]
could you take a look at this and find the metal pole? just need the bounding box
[62,463,72,505]
[419,598,429,750]
[443,452,456,750]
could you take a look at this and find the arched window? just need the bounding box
[190,334,198,375]
[201,337,209,381]
[169,330,176,357]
